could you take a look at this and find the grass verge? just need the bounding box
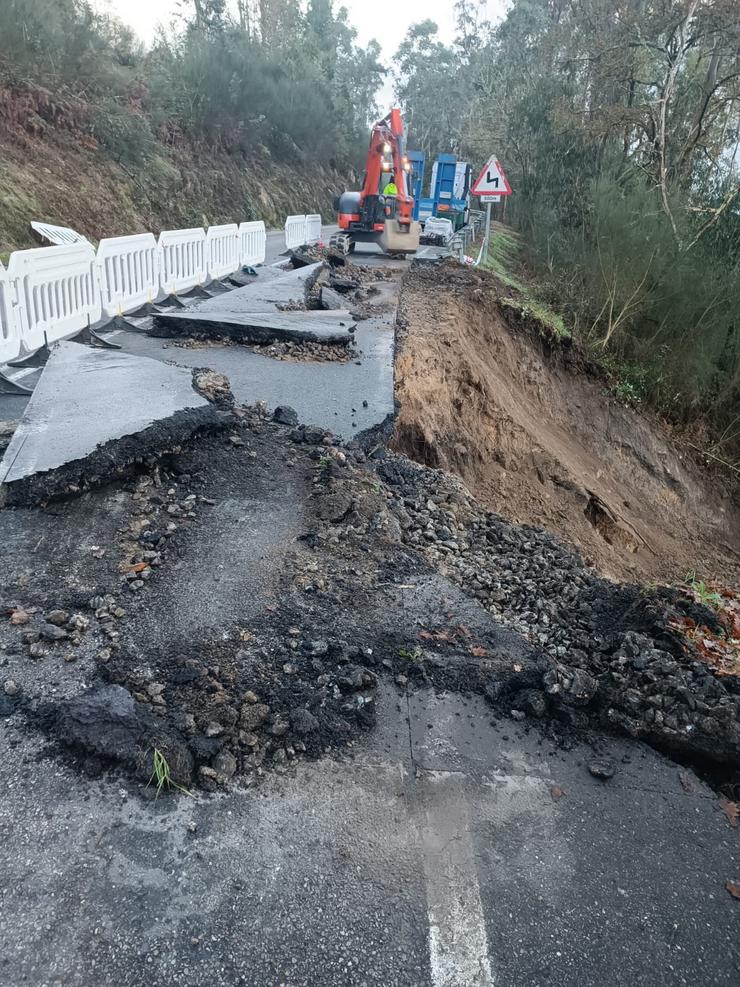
[480,226,571,340]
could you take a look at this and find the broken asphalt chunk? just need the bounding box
[151,310,354,346]
[0,342,224,505]
[37,684,193,785]
[588,758,617,780]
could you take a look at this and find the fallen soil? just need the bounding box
[373,450,740,773]
[1,257,739,802]
[0,405,539,791]
[167,336,355,364]
[393,261,740,586]
[2,390,740,797]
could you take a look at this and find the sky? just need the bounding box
[98,1,509,85]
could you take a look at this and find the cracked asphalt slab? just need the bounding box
[113,310,394,439]
[100,255,398,439]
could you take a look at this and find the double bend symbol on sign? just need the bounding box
[471,156,513,197]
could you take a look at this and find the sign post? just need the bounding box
[471,157,512,266]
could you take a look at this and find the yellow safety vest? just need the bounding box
[383,182,398,196]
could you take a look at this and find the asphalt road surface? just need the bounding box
[0,224,738,986]
[1,683,738,987]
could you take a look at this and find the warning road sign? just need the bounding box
[471,156,512,197]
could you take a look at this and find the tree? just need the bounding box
[396,0,740,454]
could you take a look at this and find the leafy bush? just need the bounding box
[91,100,155,168]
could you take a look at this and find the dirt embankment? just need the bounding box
[393,262,740,586]
[0,83,351,251]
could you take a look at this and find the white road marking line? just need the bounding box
[419,770,494,987]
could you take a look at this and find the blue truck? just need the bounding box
[408,152,471,235]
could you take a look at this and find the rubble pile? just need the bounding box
[375,452,740,763]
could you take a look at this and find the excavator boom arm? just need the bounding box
[333,106,420,255]
[359,110,413,223]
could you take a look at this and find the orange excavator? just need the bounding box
[330,108,421,257]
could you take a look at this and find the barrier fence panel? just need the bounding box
[8,242,101,354]
[96,233,159,318]
[238,221,266,267]
[30,221,88,246]
[285,215,308,251]
[0,215,295,369]
[0,264,21,366]
[206,224,240,281]
[158,228,207,295]
[305,214,322,245]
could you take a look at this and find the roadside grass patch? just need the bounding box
[482,227,571,340]
[148,747,191,799]
[686,573,723,610]
[499,295,571,341]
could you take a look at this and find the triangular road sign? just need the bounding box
[471,156,512,197]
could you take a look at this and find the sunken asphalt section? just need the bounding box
[0,249,738,986]
[113,257,396,438]
[151,309,354,346]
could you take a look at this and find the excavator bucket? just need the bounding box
[379,219,421,255]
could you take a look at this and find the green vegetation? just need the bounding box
[481,227,571,340]
[394,1,740,463]
[397,646,423,662]
[600,355,650,406]
[148,748,190,799]
[0,0,383,168]
[686,573,723,609]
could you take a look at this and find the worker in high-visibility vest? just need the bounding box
[382,175,398,197]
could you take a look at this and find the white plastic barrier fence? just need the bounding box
[305,214,322,245]
[285,215,308,251]
[8,242,100,354]
[96,233,159,318]
[239,221,266,267]
[0,214,300,376]
[30,221,88,246]
[158,228,207,296]
[206,224,240,281]
[0,264,21,365]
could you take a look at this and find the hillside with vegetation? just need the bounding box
[0,0,383,248]
[1,0,738,465]
[395,0,740,466]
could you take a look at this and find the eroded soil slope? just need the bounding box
[393,262,739,585]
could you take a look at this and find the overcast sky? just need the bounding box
[97,1,510,81]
